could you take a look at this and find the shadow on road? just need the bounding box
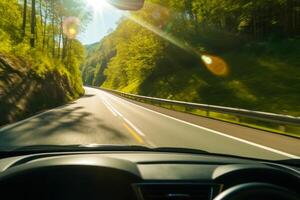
[81,94,96,98]
[0,103,128,147]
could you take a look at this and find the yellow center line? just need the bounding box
[123,123,145,144]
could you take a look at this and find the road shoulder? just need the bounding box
[109,93,300,156]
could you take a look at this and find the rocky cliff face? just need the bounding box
[0,53,83,126]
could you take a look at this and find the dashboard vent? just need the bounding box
[133,183,221,200]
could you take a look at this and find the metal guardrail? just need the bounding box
[91,86,300,129]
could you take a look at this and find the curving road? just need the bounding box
[0,86,299,160]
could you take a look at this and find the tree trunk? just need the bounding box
[62,36,68,60]
[22,0,27,39]
[39,0,43,44]
[30,0,36,47]
[66,40,72,67]
[184,0,194,21]
[51,1,55,57]
[39,0,43,27]
[193,9,199,34]
[42,2,48,50]
[57,17,63,58]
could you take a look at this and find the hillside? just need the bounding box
[82,0,300,116]
[0,53,83,125]
[0,0,90,125]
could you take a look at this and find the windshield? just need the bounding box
[0,0,299,161]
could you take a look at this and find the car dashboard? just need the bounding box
[0,151,299,200]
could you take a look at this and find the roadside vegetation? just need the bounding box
[0,0,90,125]
[82,0,300,119]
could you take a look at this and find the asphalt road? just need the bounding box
[0,86,299,160]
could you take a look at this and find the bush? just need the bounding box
[0,30,12,53]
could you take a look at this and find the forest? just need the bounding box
[0,0,91,124]
[82,0,300,116]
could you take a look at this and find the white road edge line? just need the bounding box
[99,96,118,117]
[102,97,124,117]
[99,90,299,159]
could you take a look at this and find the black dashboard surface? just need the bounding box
[0,152,299,200]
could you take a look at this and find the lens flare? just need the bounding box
[127,2,230,77]
[68,28,77,36]
[86,0,107,11]
[126,2,192,53]
[201,54,229,76]
[201,55,212,65]
[63,17,80,39]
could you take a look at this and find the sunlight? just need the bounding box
[201,55,213,65]
[63,17,80,39]
[68,28,77,36]
[126,2,192,53]
[86,0,108,11]
[126,2,230,77]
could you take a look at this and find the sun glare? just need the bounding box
[86,0,107,11]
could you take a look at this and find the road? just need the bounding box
[0,86,299,160]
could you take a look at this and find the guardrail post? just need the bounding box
[278,125,286,132]
[186,107,193,113]
[205,110,209,117]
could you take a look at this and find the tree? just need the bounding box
[42,0,48,49]
[30,0,36,47]
[22,0,27,39]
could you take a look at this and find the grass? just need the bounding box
[136,38,300,117]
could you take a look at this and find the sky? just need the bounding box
[77,2,124,45]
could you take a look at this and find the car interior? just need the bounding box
[0,149,299,200]
[0,0,299,199]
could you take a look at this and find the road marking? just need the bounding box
[123,117,145,136]
[100,90,299,159]
[100,96,118,117]
[100,94,145,137]
[123,123,145,144]
[101,96,124,117]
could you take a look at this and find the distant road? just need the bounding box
[0,86,299,160]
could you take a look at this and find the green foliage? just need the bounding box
[0,30,12,53]
[0,0,91,124]
[82,34,118,86]
[31,52,54,78]
[103,23,166,92]
[0,0,22,41]
[0,0,90,94]
[82,0,300,116]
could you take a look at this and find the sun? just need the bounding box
[86,0,107,11]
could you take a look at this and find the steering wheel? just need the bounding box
[214,182,300,200]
